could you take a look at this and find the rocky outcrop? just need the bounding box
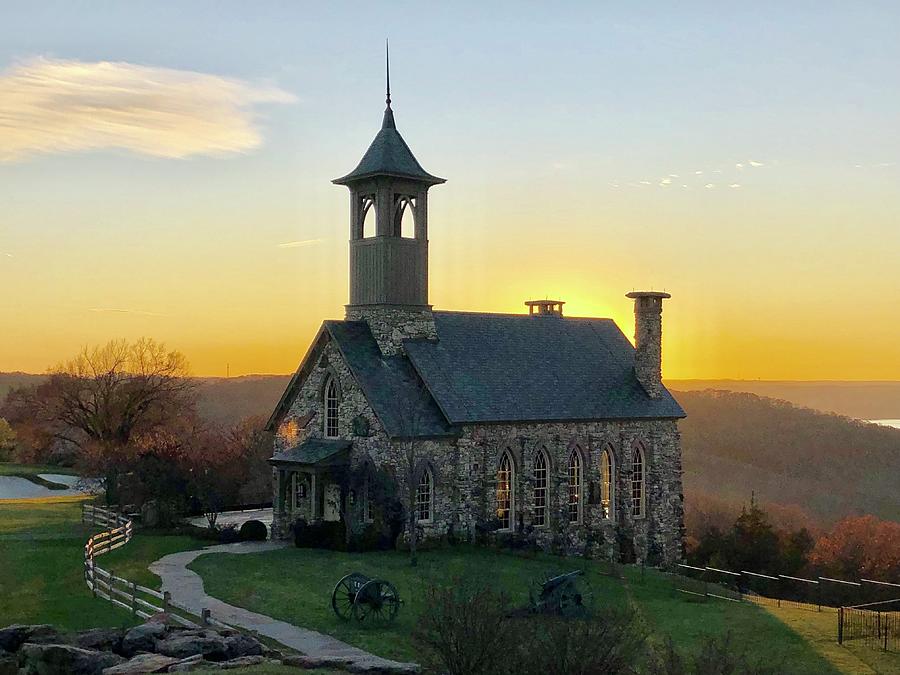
[19,643,123,675]
[0,621,282,675]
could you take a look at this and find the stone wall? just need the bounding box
[344,305,437,356]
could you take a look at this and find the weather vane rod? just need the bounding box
[385,38,392,109]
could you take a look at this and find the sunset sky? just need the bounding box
[1,2,898,379]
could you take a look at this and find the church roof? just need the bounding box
[332,109,445,186]
[326,321,456,438]
[403,311,686,424]
[270,438,351,466]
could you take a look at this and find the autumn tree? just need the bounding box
[809,515,900,583]
[2,338,196,503]
[0,418,16,460]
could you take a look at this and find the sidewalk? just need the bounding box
[149,542,417,672]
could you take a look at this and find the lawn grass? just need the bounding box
[189,546,842,671]
[0,499,136,630]
[622,566,842,674]
[762,603,899,674]
[102,532,205,589]
[0,462,78,477]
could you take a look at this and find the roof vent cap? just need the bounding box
[525,299,564,317]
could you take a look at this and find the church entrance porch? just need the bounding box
[269,438,351,539]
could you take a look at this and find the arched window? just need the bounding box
[631,443,646,518]
[324,377,339,438]
[533,449,548,527]
[496,451,514,530]
[600,446,614,521]
[568,449,582,524]
[360,196,375,239]
[394,196,416,238]
[415,468,433,522]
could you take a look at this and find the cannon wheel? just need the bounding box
[332,573,370,621]
[556,576,592,618]
[353,579,400,624]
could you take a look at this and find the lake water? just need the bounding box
[0,473,96,500]
[870,419,900,429]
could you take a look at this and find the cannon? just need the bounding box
[331,572,401,624]
[529,569,592,617]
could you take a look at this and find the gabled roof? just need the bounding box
[403,311,686,424]
[265,320,456,439]
[270,438,351,466]
[326,321,456,438]
[332,109,445,186]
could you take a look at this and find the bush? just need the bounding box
[414,581,513,675]
[239,519,268,541]
[292,519,346,550]
[414,580,648,675]
[647,634,781,675]
[218,524,241,544]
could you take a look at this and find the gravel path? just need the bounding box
[149,542,417,672]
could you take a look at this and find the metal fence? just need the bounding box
[672,564,900,653]
[81,504,232,630]
[839,597,900,653]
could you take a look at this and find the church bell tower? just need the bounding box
[333,44,445,354]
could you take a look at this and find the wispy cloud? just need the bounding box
[88,307,167,317]
[2,252,12,258]
[277,238,323,249]
[0,57,296,162]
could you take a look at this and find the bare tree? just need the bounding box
[3,338,195,502]
[390,377,435,567]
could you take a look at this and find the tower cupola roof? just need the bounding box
[333,43,444,186]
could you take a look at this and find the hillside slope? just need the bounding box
[675,389,900,526]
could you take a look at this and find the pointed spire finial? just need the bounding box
[381,39,396,129]
[385,39,391,110]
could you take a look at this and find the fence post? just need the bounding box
[817,579,822,612]
[201,609,211,626]
[130,581,137,616]
[838,607,843,644]
[163,591,170,614]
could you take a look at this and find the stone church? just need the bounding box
[267,83,686,565]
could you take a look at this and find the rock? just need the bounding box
[0,625,62,652]
[165,656,216,672]
[75,628,125,655]
[155,635,228,661]
[121,623,168,657]
[219,656,265,669]
[0,649,16,675]
[18,642,123,675]
[101,653,179,674]
[222,634,262,660]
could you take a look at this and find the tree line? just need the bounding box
[0,338,272,527]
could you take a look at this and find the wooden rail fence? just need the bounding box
[81,504,231,630]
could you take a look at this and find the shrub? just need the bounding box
[647,634,782,675]
[414,581,513,675]
[239,519,268,541]
[292,519,346,550]
[218,524,241,544]
[511,608,647,675]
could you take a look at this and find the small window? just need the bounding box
[568,449,582,524]
[294,474,307,509]
[533,449,548,526]
[496,451,514,530]
[415,468,433,522]
[324,377,339,438]
[361,197,375,238]
[600,447,614,520]
[364,478,374,523]
[632,444,646,518]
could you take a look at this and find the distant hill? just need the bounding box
[3,372,898,526]
[668,380,900,420]
[674,389,900,527]
[195,375,291,425]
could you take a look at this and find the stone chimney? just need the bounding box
[625,291,671,398]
